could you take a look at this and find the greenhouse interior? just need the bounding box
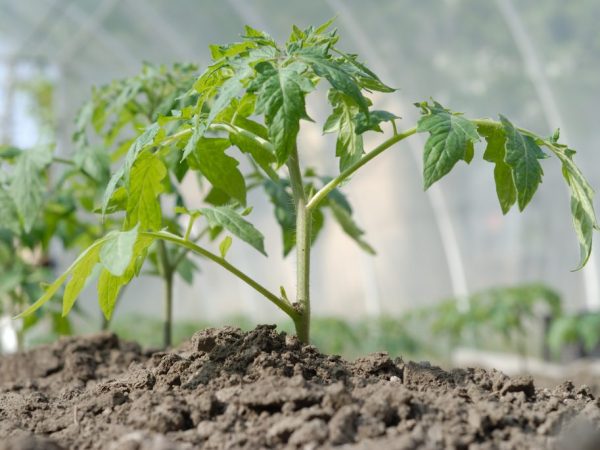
[1,1,600,448]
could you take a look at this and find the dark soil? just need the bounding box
[1,325,599,449]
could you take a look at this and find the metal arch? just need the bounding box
[125,0,197,61]
[495,0,600,310]
[325,0,471,309]
[4,0,68,61]
[54,0,136,71]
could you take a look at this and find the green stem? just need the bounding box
[287,145,311,343]
[156,240,174,348]
[163,268,174,348]
[142,231,299,321]
[307,126,418,211]
[52,156,75,166]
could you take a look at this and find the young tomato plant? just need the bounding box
[20,21,598,344]
[71,63,208,347]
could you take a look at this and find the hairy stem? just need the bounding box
[163,268,174,348]
[142,231,299,321]
[157,240,174,348]
[287,145,311,343]
[307,126,418,211]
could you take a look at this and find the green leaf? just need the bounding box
[62,246,101,316]
[125,152,167,231]
[187,138,247,205]
[182,114,206,161]
[323,91,364,171]
[124,123,161,181]
[417,103,480,189]
[551,146,598,269]
[99,227,139,276]
[296,46,369,114]
[207,64,253,128]
[200,206,266,256]
[10,144,53,232]
[0,146,23,159]
[74,145,110,182]
[103,123,160,214]
[329,201,375,254]
[0,186,21,234]
[16,237,112,319]
[98,234,154,319]
[229,131,276,176]
[480,124,517,214]
[334,50,395,93]
[354,110,398,134]
[175,256,198,285]
[264,179,296,256]
[97,269,123,320]
[500,115,546,211]
[248,61,314,164]
[219,236,233,258]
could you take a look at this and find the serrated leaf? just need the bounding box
[188,138,246,205]
[219,236,233,258]
[99,227,139,276]
[207,64,253,127]
[500,115,546,211]
[248,61,314,164]
[200,206,266,256]
[296,47,368,114]
[0,186,21,234]
[480,125,517,214]
[182,114,206,161]
[354,110,398,134]
[335,50,395,93]
[417,103,480,189]
[124,123,161,180]
[229,131,276,176]
[551,146,598,269]
[10,145,53,232]
[125,152,167,231]
[323,91,364,171]
[103,124,160,215]
[329,201,375,254]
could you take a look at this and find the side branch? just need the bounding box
[306,126,417,211]
[141,231,299,320]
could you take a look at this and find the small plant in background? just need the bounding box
[20,21,598,344]
[547,311,600,358]
[0,139,87,350]
[0,79,94,351]
[412,283,562,357]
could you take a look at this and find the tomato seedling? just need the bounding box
[19,21,598,344]
[72,63,210,346]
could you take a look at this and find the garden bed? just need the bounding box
[1,325,599,449]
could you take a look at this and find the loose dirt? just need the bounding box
[1,325,599,449]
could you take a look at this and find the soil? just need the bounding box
[1,325,599,449]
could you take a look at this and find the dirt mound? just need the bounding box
[1,325,599,449]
